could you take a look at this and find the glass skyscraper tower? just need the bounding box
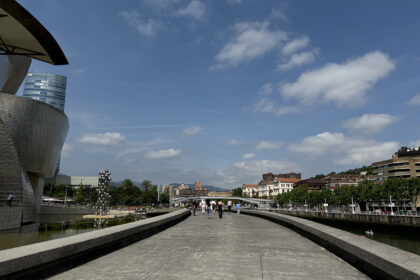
[22,73,67,177]
[22,72,67,111]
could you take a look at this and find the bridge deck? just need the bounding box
[49,212,368,280]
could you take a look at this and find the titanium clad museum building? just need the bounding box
[23,72,67,111]
[0,0,69,230]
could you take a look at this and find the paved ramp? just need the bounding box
[49,213,368,280]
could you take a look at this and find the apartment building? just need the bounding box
[372,148,420,181]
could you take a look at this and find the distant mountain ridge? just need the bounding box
[169,183,229,192]
[110,181,229,191]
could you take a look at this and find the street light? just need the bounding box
[351,197,355,214]
[304,199,308,212]
[389,195,394,216]
[323,198,328,213]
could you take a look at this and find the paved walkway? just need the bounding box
[49,212,369,280]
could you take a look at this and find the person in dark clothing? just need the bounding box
[217,201,224,219]
[192,200,196,216]
[206,199,212,219]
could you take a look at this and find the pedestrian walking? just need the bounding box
[206,199,212,219]
[227,200,232,213]
[192,200,196,216]
[236,203,241,215]
[217,201,224,219]
[211,200,216,217]
[200,199,206,215]
[7,193,14,207]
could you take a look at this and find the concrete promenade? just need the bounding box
[49,212,368,280]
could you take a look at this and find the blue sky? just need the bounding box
[17,0,420,188]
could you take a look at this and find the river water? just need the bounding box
[0,215,144,251]
[300,217,420,256]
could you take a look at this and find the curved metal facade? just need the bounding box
[0,94,68,228]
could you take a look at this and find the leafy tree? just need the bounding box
[232,187,242,197]
[141,179,153,190]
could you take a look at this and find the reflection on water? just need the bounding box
[0,214,145,251]
[302,217,420,256]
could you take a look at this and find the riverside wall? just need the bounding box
[242,209,420,280]
[0,209,190,279]
[272,209,420,227]
[40,205,95,216]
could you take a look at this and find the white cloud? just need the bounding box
[281,51,395,108]
[258,83,273,95]
[145,148,182,159]
[143,0,181,10]
[242,153,255,159]
[181,126,202,136]
[289,131,399,165]
[281,35,310,55]
[61,143,72,158]
[406,94,420,106]
[226,0,242,4]
[213,21,287,69]
[233,159,297,176]
[410,140,420,148]
[270,7,288,21]
[227,139,246,145]
[78,132,125,146]
[277,49,318,71]
[343,114,397,134]
[175,0,206,20]
[254,98,298,116]
[72,68,85,77]
[256,141,283,150]
[119,11,162,36]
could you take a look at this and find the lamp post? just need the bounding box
[323,198,328,213]
[304,199,308,212]
[389,195,394,216]
[351,197,355,214]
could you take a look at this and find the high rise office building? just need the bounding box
[22,72,67,177]
[22,72,67,111]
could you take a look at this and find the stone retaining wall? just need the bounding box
[273,209,420,227]
[242,209,420,280]
[0,209,189,279]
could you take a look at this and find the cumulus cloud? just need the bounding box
[410,140,420,148]
[281,51,395,108]
[181,126,202,136]
[254,98,298,116]
[227,139,246,145]
[145,148,182,159]
[119,11,162,36]
[233,159,297,176]
[256,141,283,150]
[277,49,318,71]
[213,21,287,69]
[175,0,206,20]
[143,0,181,10]
[281,35,310,55]
[242,153,255,159]
[61,143,72,157]
[289,131,399,165]
[226,0,242,4]
[343,114,397,134]
[258,83,274,95]
[78,132,125,146]
[270,7,288,21]
[406,94,420,106]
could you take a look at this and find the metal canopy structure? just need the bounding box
[0,0,68,65]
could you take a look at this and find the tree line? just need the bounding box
[43,179,169,206]
[275,177,420,211]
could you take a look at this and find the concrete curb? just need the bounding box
[242,209,420,280]
[0,209,190,279]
